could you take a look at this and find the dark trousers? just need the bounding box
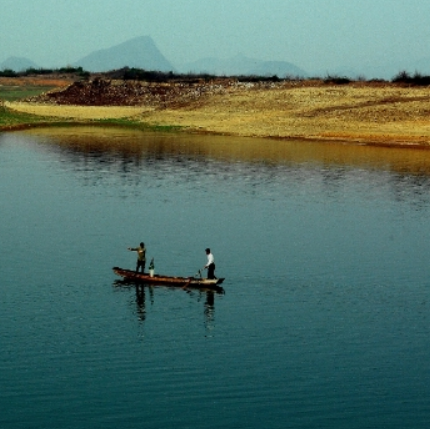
[136,260,145,273]
[207,263,216,279]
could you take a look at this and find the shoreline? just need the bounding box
[3,79,430,148]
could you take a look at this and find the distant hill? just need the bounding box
[0,56,39,71]
[74,36,175,72]
[178,54,307,77]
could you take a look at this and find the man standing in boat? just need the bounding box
[204,248,216,279]
[128,242,146,273]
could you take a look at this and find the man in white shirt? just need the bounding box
[204,248,216,279]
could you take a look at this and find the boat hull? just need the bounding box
[113,267,225,290]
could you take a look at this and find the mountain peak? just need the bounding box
[74,36,175,73]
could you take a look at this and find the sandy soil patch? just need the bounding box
[140,83,430,145]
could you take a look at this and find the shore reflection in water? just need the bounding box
[22,126,430,177]
[21,126,430,216]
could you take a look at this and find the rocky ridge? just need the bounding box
[31,78,244,108]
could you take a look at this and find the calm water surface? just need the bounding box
[1,127,430,428]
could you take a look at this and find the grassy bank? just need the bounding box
[0,104,55,129]
[0,85,58,102]
[0,103,183,133]
[0,81,65,129]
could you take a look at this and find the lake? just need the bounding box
[1,127,430,429]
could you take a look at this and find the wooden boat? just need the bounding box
[112,267,225,290]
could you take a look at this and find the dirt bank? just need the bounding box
[7,78,430,146]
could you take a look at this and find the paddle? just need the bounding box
[181,269,203,289]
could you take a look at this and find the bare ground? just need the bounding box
[5,78,430,146]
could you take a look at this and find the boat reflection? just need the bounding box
[184,288,217,334]
[113,280,224,326]
[134,283,154,322]
[204,291,216,332]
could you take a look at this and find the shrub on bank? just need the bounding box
[6,64,430,87]
[0,66,90,79]
[0,69,18,77]
[392,71,430,86]
[324,75,351,85]
[105,67,295,84]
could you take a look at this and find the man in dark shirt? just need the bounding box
[128,242,146,273]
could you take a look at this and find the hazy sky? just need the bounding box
[2,0,430,74]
